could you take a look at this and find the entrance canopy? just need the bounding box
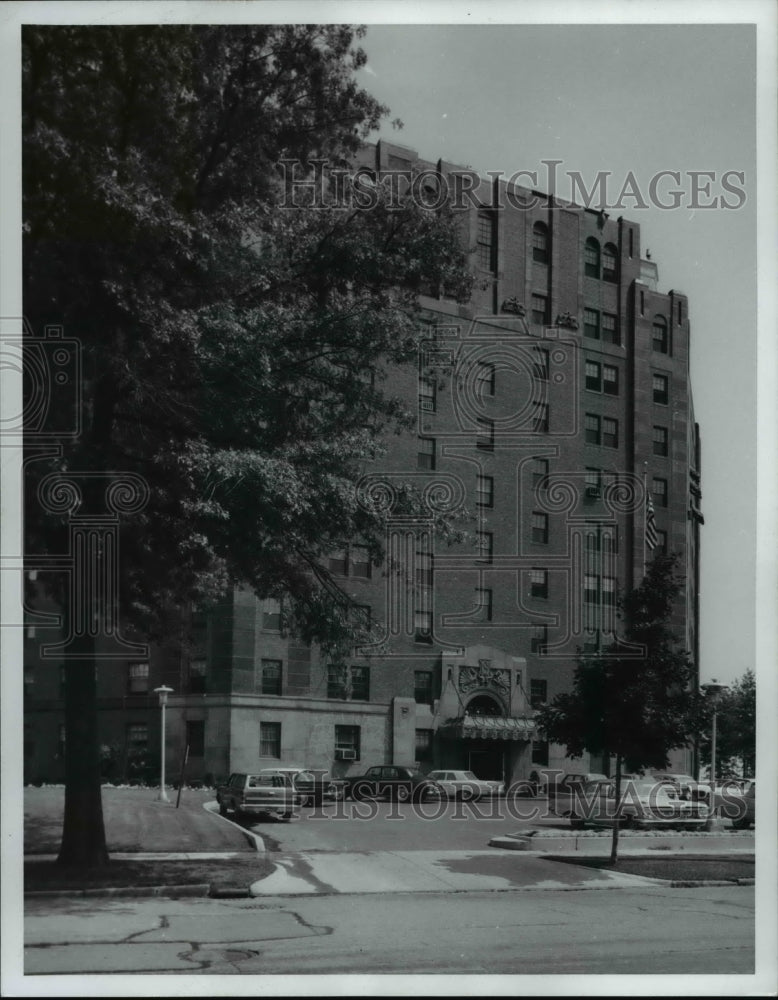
[439,715,536,741]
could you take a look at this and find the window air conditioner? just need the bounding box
[336,749,357,760]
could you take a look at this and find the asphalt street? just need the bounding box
[22,883,756,978]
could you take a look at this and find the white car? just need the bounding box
[426,770,504,800]
[550,778,709,829]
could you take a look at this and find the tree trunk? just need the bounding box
[56,630,110,868]
[609,755,622,865]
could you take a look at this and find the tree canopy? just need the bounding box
[698,670,756,779]
[23,24,472,651]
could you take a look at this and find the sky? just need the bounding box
[348,20,763,688]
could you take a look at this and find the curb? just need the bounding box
[25,883,211,899]
[203,800,267,853]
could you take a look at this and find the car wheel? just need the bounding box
[569,813,585,830]
[732,816,752,830]
[620,814,636,829]
[395,785,411,803]
[280,811,294,821]
[218,798,228,817]
[458,788,475,803]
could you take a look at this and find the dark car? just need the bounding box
[721,781,755,829]
[342,765,442,802]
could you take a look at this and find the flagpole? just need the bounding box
[642,462,648,579]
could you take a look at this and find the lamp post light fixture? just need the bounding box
[700,680,728,829]
[153,685,174,803]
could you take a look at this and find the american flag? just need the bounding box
[645,492,659,550]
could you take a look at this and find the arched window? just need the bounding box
[602,243,618,282]
[652,315,669,354]
[584,237,600,278]
[532,222,549,263]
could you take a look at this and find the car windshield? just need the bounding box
[463,772,478,780]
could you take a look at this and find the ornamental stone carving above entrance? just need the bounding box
[458,660,510,696]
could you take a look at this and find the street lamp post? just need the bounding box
[701,680,728,829]
[154,685,174,803]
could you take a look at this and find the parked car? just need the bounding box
[549,777,709,829]
[342,765,442,802]
[728,782,755,829]
[216,771,301,821]
[426,770,504,800]
[257,766,338,807]
[546,772,608,799]
[649,772,700,800]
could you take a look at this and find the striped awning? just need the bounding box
[440,715,536,741]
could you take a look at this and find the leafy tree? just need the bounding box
[538,554,703,862]
[22,25,472,867]
[698,670,756,779]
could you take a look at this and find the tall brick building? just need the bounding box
[23,140,703,787]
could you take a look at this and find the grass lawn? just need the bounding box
[25,855,273,893]
[24,785,252,854]
[549,855,755,883]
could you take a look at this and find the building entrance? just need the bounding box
[467,746,504,781]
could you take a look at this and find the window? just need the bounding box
[414,670,433,705]
[532,511,549,544]
[530,630,548,657]
[350,545,372,578]
[188,658,206,695]
[640,289,645,315]
[475,587,493,621]
[602,577,616,607]
[260,721,281,758]
[601,313,619,345]
[476,418,495,450]
[629,228,634,257]
[653,373,669,405]
[603,530,619,555]
[186,720,205,757]
[127,662,149,695]
[585,467,600,499]
[585,360,601,392]
[532,457,549,491]
[532,222,549,263]
[414,600,433,644]
[417,437,436,470]
[328,549,348,575]
[477,211,497,271]
[585,413,601,445]
[350,666,370,701]
[584,308,600,340]
[419,376,436,412]
[652,477,668,507]
[656,529,668,554]
[602,417,618,449]
[126,723,148,751]
[533,401,549,433]
[583,631,599,653]
[263,599,282,631]
[603,364,618,395]
[531,740,549,766]
[653,425,668,457]
[530,569,548,599]
[652,316,669,354]
[335,725,361,760]
[531,294,549,325]
[415,729,433,760]
[677,300,683,323]
[584,237,600,278]
[475,362,495,396]
[416,544,433,587]
[327,664,347,699]
[530,678,548,707]
[584,574,599,605]
[602,243,618,282]
[476,474,494,508]
[260,658,282,696]
[533,348,549,381]
[477,530,494,563]
[349,604,372,630]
